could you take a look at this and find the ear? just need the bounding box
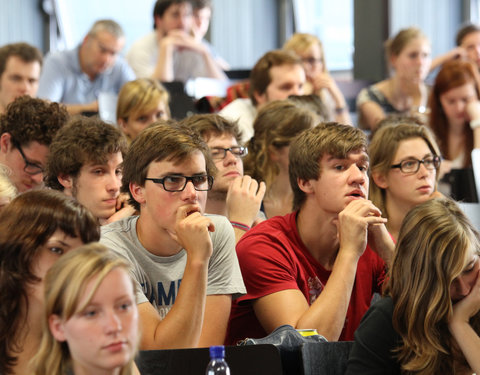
[269,145,280,162]
[372,171,389,189]
[117,118,129,135]
[58,174,74,194]
[297,177,314,194]
[48,314,67,342]
[389,54,398,70]
[253,90,267,108]
[130,182,146,206]
[154,15,165,34]
[0,132,12,154]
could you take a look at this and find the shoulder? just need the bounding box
[101,216,138,243]
[236,214,295,256]
[220,98,254,114]
[128,31,157,52]
[346,297,401,375]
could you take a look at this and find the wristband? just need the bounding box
[470,119,480,129]
[230,221,251,231]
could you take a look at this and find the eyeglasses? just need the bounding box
[11,139,44,175]
[210,146,248,160]
[301,57,322,66]
[390,155,441,174]
[145,174,214,192]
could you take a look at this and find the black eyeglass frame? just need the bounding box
[210,146,248,160]
[145,174,214,192]
[390,155,441,174]
[10,138,44,175]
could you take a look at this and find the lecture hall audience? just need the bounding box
[2,6,480,374]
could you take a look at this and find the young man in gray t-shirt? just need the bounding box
[101,121,245,350]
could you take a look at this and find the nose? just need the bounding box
[17,79,29,94]
[290,84,303,96]
[223,150,238,166]
[452,276,471,300]
[475,45,480,57]
[102,53,113,67]
[348,164,366,185]
[181,180,198,201]
[106,172,121,192]
[454,100,465,113]
[417,161,430,177]
[31,172,44,185]
[104,310,122,334]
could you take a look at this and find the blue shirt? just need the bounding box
[37,45,135,104]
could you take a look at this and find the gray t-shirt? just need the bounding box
[100,214,246,319]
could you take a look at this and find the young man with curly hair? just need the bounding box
[45,116,132,224]
[0,96,68,192]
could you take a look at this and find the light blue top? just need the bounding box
[37,45,135,104]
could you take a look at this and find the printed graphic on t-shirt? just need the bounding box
[141,279,182,319]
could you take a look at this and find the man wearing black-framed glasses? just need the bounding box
[182,114,266,244]
[100,121,245,350]
[0,96,68,192]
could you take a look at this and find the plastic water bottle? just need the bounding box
[205,345,230,375]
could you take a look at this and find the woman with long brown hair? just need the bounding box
[243,100,316,218]
[346,198,480,374]
[428,59,480,169]
[0,190,99,374]
[368,121,441,240]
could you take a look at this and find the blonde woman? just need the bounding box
[356,27,432,130]
[243,100,316,218]
[32,243,139,375]
[369,122,441,240]
[0,164,17,211]
[346,198,480,374]
[283,33,351,124]
[116,78,170,142]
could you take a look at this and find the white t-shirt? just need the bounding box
[100,214,246,319]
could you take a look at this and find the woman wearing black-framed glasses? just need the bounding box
[369,121,442,240]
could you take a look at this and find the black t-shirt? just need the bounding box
[345,296,402,375]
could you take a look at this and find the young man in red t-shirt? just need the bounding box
[226,122,395,344]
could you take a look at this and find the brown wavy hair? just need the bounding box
[243,100,315,194]
[428,59,480,167]
[0,190,99,374]
[385,198,480,374]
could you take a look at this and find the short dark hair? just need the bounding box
[289,122,367,210]
[45,116,127,191]
[181,113,242,144]
[0,96,68,146]
[456,23,480,46]
[249,50,302,106]
[153,0,192,29]
[122,120,215,211]
[0,42,42,77]
[191,0,211,10]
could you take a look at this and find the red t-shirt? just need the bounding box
[225,211,386,344]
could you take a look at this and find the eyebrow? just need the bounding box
[159,171,207,177]
[398,153,433,160]
[326,154,370,163]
